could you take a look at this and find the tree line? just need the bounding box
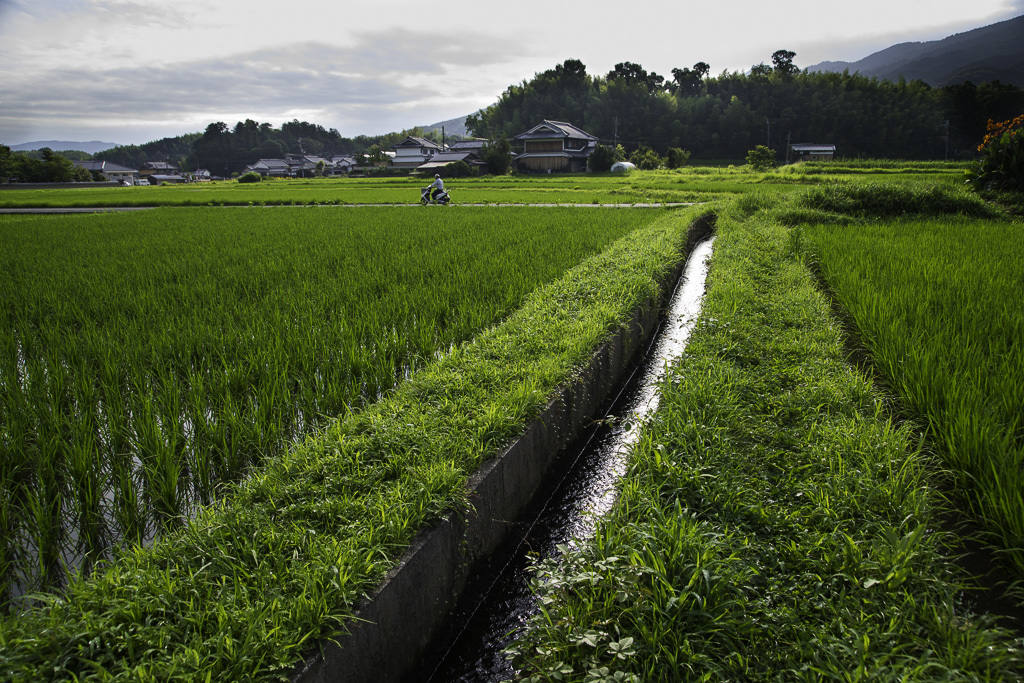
[466,55,1024,161]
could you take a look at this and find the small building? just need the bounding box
[73,160,138,183]
[790,143,836,162]
[447,139,490,154]
[391,136,443,168]
[610,161,637,173]
[148,174,186,185]
[327,155,357,175]
[513,120,597,173]
[417,151,488,176]
[192,168,212,181]
[139,161,179,178]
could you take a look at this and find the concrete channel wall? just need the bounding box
[294,214,715,683]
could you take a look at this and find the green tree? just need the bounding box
[666,147,692,168]
[0,144,12,182]
[746,145,777,170]
[771,50,798,78]
[588,144,615,172]
[445,159,472,177]
[629,144,664,170]
[482,134,513,175]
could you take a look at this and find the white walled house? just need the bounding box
[391,136,442,168]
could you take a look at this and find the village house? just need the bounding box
[72,160,138,184]
[138,161,179,178]
[513,120,597,173]
[790,143,837,162]
[391,136,442,168]
[246,158,292,177]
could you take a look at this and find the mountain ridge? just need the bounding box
[807,15,1024,87]
[9,140,119,153]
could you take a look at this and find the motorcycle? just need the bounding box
[420,186,452,205]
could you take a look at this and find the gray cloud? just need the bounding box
[0,29,525,141]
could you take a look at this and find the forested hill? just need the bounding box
[808,15,1024,88]
[466,55,1024,161]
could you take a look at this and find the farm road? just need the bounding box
[0,203,697,214]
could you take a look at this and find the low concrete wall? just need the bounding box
[294,214,715,683]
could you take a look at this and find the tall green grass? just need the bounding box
[507,201,1024,681]
[801,216,1024,574]
[0,206,657,606]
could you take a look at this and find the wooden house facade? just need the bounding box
[513,120,598,173]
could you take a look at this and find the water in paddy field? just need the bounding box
[412,237,716,683]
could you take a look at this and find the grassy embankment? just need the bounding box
[0,162,968,208]
[0,206,708,680]
[508,185,1024,680]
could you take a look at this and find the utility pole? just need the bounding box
[942,120,949,161]
[613,117,618,149]
[786,131,791,164]
[766,117,771,147]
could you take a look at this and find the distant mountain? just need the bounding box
[9,140,119,154]
[421,116,470,139]
[808,15,1024,88]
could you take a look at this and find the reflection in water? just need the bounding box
[418,238,715,683]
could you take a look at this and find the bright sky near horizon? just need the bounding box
[1,0,1021,146]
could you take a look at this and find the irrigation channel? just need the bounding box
[411,236,716,682]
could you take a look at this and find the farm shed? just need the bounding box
[417,151,487,176]
[513,120,598,173]
[790,143,836,161]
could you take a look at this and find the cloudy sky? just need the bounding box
[1,0,1021,146]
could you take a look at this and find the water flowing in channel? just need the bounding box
[416,237,716,682]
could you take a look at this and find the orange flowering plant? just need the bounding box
[966,114,1024,191]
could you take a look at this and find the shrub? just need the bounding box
[666,147,692,169]
[746,145,776,170]
[237,172,262,183]
[445,160,472,178]
[966,115,1024,192]
[589,144,615,173]
[629,145,664,170]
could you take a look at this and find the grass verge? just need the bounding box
[507,197,1024,680]
[0,206,708,681]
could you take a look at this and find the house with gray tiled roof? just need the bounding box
[72,160,138,183]
[513,120,597,173]
[139,161,179,178]
[391,136,442,168]
[246,158,292,177]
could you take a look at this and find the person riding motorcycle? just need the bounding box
[427,174,445,201]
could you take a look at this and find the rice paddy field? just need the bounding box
[0,206,658,604]
[0,161,968,209]
[800,216,1024,573]
[1,167,1023,681]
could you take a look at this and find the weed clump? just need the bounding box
[799,181,998,218]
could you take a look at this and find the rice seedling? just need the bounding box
[801,215,1024,575]
[0,205,657,606]
[0,207,704,680]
